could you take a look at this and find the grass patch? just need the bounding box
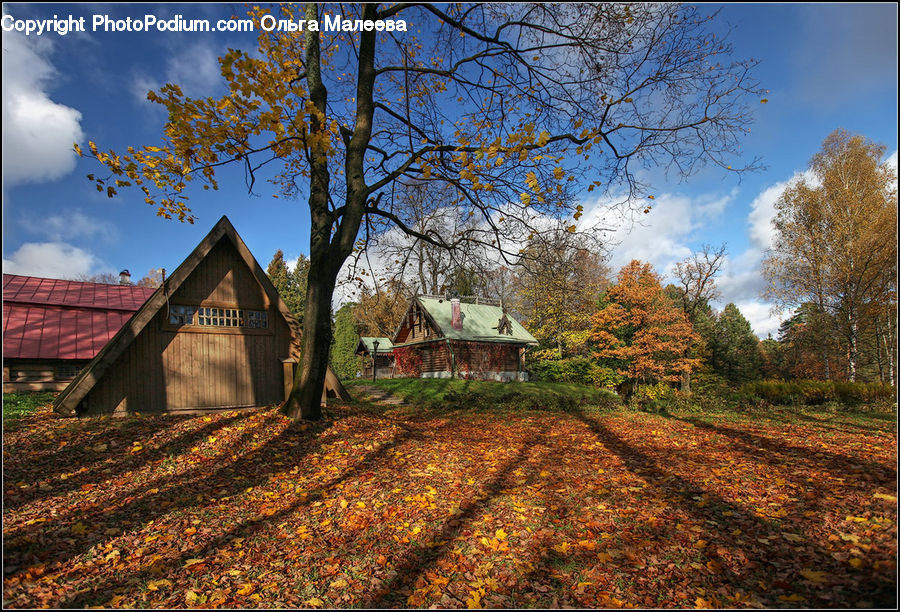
[659,400,896,430]
[345,377,620,411]
[3,391,56,421]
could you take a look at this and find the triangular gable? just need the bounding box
[54,216,346,415]
[390,297,444,345]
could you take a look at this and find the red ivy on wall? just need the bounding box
[393,346,422,377]
[392,342,516,378]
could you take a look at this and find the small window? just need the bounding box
[169,305,196,325]
[246,310,268,329]
[197,307,218,326]
[56,364,81,380]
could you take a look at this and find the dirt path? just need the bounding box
[351,384,407,405]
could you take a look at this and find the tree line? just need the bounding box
[268,129,896,394]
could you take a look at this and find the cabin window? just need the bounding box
[197,306,267,329]
[169,304,197,325]
[13,368,48,381]
[245,310,268,328]
[56,364,81,379]
[167,304,268,329]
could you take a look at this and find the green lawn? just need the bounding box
[3,392,57,421]
[346,377,620,411]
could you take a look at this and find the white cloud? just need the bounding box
[19,210,117,243]
[746,169,818,251]
[733,300,783,340]
[746,181,784,252]
[713,173,822,339]
[580,189,734,273]
[1,30,84,185]
[2,242,110,279]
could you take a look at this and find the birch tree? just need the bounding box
[763,129,897,381]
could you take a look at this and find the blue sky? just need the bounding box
[2,3,897,338]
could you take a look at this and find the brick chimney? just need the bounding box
[118,269,132,285]
[451,296,462,330]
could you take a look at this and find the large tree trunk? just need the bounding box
[282,2,336,420]
[680,370,691,393]
[283,2,378,420]
[284,262,339,420]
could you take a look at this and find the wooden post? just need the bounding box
[282,359,296,402]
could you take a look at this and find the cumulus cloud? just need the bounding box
[746,169,818,252]
[579,189,734,273]
[1,30,84,185]
[714,172,819,339]
[733,300,783,340]
[2,242,110,279]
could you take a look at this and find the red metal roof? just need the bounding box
[3,274,156,361]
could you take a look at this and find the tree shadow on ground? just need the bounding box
[3,409,345,574]
[781,409,897,435]
[54,412,459,607]
[4,404,896,608]
[570,409,897,608]
[361,431,549,607]
[659,412,896,484]
[3,412,251,512]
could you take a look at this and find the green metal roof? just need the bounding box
[357,336,393,354]
[416,297,537,345]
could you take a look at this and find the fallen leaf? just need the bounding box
[778,594,806,602]
[800,569,827,583]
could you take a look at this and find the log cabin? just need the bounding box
[53,216,347,416]
[388,295,538,381]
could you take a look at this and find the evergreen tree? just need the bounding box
[710,303,763,384]
[331,303,362,381]
[290,254,310,320]
[266,250,308,320]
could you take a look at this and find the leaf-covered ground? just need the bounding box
[3,400,896,608]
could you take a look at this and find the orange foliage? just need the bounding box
[591,260,700,383]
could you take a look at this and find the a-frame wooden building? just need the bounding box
[54,216,347,416]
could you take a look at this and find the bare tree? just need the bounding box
[671,243,727,391]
